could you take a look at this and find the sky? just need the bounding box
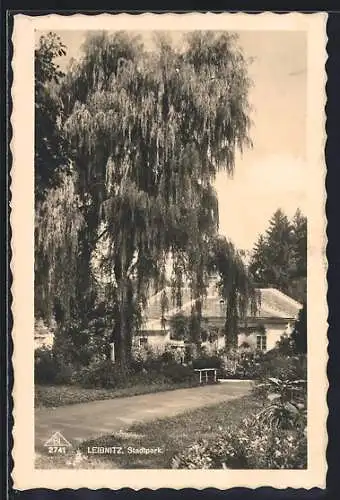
[37,30,307,252]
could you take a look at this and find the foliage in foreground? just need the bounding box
[172,352,307,469]
[172,387,307,470]
[255,376,306,430]
[172,417,307,469]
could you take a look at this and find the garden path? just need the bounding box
[35,381,252,451]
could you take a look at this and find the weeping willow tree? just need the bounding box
[35,32,69,200]
[208,236,258,349]
[41,30,253,371]
[35,32,87,327]
[35,171,85,323]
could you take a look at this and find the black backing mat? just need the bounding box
[2,6,340,500]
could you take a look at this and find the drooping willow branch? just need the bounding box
[36,31,254,359]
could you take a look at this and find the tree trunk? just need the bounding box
[113,232,131,376]
[225,290,238,350]
[76,234,92,319]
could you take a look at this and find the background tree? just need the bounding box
[292,209,307,276]
[37,31,253,372]
[289,209,307,302]
[248,208,307,303]
[251,209,295,292]
[290,302,307,354]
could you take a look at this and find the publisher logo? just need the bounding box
[43,431,72,454]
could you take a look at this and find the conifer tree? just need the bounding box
[248,234,267,284]
[249,208,307,302]
[292,208,307,277]
[291,302,307,354]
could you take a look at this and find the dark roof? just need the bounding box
[142,283,302,330]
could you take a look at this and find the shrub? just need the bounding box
[76,360,125,389]
[185,343,200,361]
[35,348,59,384]
[161,349,175,363]
[34,347,75,385]
[276,334,295,356]
[255,375,306,402]
[75,357,198,389]
[54,362,76,385]
[162,362,197,384]
[52,318,112,370]
[256,351,307,382]
[193,355,222,370]
[256,397,306,431]
[253,373,307,431]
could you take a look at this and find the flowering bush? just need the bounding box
[132,344,151,364]
[221,349,264,380]
[172,417,307,469]
[131,342,180,366]
[172,443,213,469]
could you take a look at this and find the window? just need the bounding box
[139,336,148,347]
[256,334,267,351]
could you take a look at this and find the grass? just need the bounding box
[36,394,261,469]
[35,380,200,408]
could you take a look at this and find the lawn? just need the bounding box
[35,379,200,408]
[35,394,262,469]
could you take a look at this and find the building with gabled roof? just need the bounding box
[137,280,302,353]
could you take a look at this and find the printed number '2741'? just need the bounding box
[48,446,67,454]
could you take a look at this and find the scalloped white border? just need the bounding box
[10,12,328,490]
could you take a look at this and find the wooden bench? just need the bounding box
[194,368,218,384]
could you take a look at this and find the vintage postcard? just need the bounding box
[11,12,327,490]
